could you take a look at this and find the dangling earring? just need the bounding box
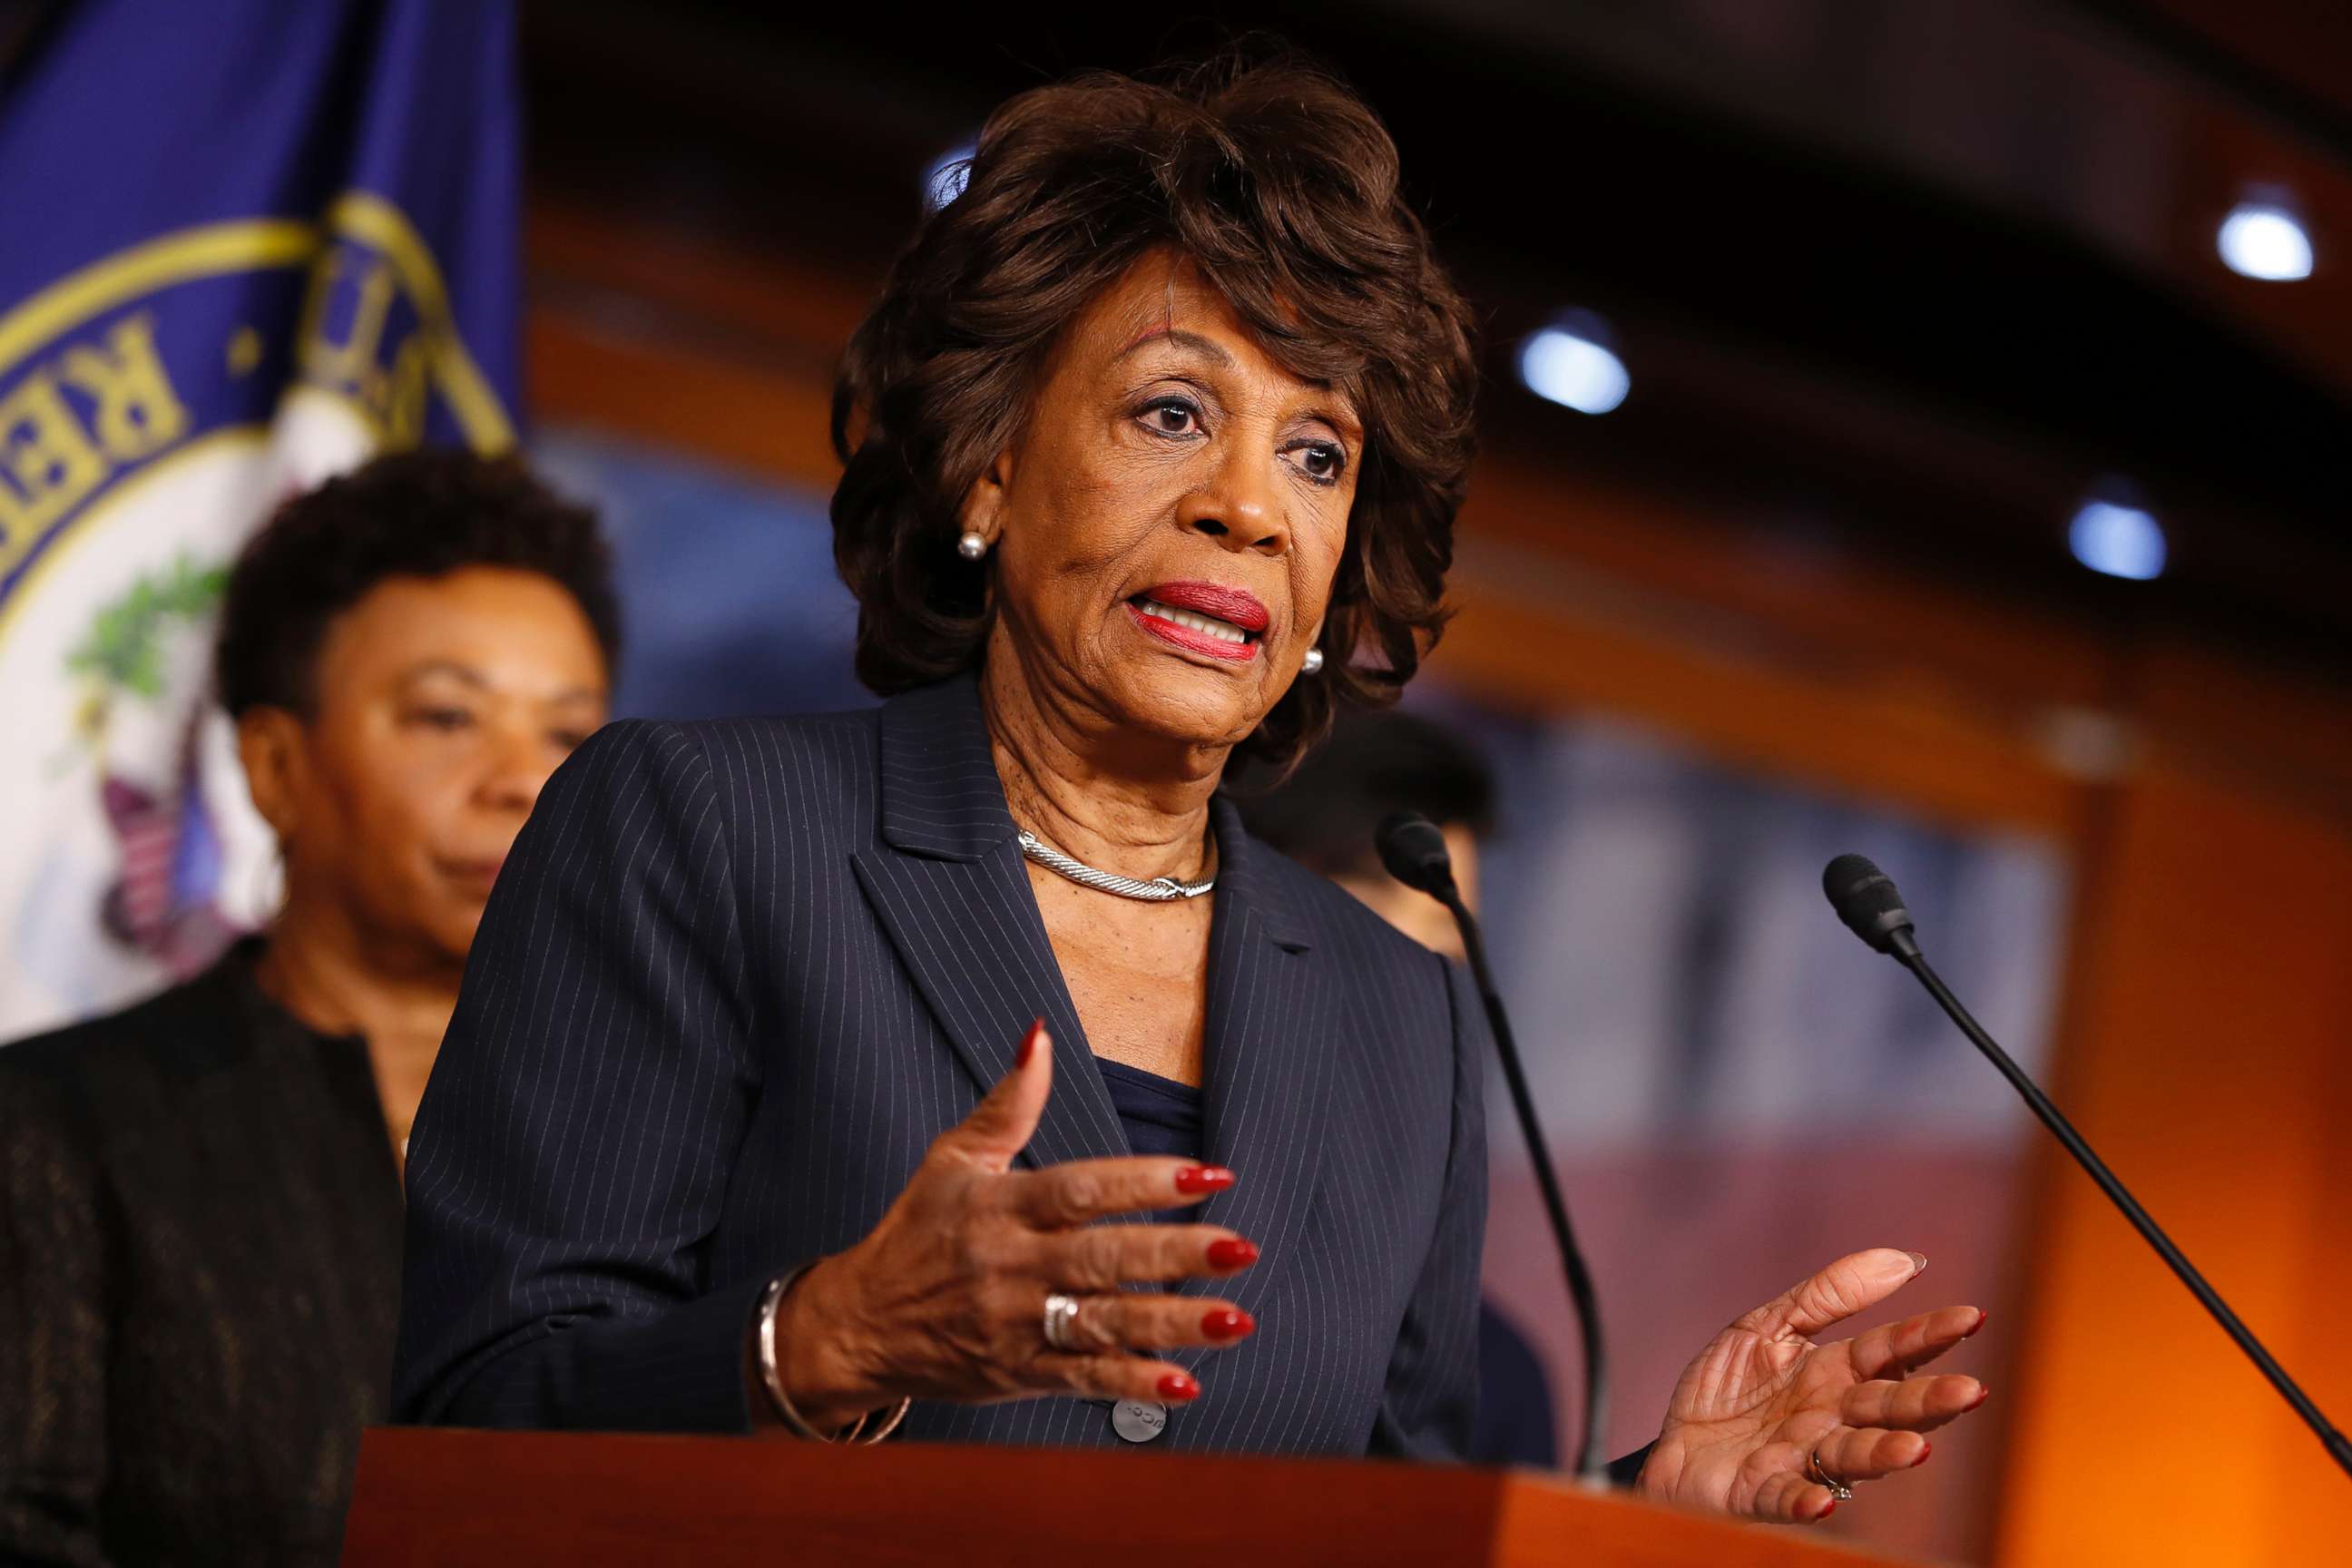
[1301,648,1325,675]
[957,531,988,561]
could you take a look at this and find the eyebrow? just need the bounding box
[1305,403,1365,443]
[399,661,603,704]
[1113,326,1236,367]
[401,660,487,689]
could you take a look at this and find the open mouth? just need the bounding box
[1126,583,1267,664]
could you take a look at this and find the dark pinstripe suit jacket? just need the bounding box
[392,672,1487,1458]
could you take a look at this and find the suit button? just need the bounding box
[1111,1399,1168,1443]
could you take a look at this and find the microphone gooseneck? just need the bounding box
[1822,854,2352,1480]
[1377,812,1609,1483]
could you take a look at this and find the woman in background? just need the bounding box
[0,451,619,1567]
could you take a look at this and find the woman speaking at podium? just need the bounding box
[393,54,1986,1523]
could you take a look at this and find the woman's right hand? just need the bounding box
[766,1021,1260,1430]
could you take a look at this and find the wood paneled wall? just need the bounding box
[1995,681,2352,1564]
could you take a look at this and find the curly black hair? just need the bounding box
[215,449,622,718]
[831,50,1479,769]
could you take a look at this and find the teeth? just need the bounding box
[1139,598,1250,644]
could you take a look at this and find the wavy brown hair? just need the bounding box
[830,51,1478,768]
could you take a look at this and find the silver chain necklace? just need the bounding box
[1016,829,1215,902]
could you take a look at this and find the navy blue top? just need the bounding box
[1095,1057,1206,1224]
[1093,1055,1558,1469]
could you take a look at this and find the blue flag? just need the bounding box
[0,0,522,1036]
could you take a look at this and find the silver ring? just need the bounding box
[1043,1292,1084,1352]
[1806,1444,1857,1502]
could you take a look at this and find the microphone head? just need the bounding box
[1376,810,1458,899]
[1823,853,1917,955]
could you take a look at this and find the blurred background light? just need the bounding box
[1518,315,1631,415]
[2217,197,2314,281]
[2069,491,2168,581]
[923,142,975,211]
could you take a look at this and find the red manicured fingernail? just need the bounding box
[1817,1500,1837,1521]
[1912,1441,1932,1467]
[1016,1019,1044,1068]
[1966,1309,1989,1337]
[1157,1372,1199,1402]
[1175,1165,1235,1195]
[1206,1238,1259,1270]
[1201,1308,1255,1342]
[1968,1383,1992,1410]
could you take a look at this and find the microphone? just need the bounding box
[1377,811,1609,1483]
[1822,853,2352,1479]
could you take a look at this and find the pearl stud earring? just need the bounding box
[956,531,987,561]
[1301,648,1325,675]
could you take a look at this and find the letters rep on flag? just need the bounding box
[0,0,523,1038]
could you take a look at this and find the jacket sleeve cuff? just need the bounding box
[439,1271,777,1435]
[1606,1442,1656,1489]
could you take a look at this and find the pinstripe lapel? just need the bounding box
[849,676,1130,1171]
[1176,799,1331,1359]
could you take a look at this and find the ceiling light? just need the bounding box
[1518,314,1630,416]
[2218,196,2313,281]
[2069,488,2166,582]
[923,143,975,211]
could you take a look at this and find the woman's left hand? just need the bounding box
[1632,1248,1990,1523]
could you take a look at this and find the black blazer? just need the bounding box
[393,673,1487,1458]
[0,945,404,1567]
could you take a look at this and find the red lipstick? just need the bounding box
[1127,603,1256,662]
[1126,580,1269,665]
[1140,581,1269,632]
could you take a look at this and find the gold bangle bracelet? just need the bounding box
[755,1264,911,1445]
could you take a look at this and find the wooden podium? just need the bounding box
[342,1428,1919,1567]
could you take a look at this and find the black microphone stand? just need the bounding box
[1436,883,1611,1485]
[1827,853,2352,1480]
[1890,932,2352,1480]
